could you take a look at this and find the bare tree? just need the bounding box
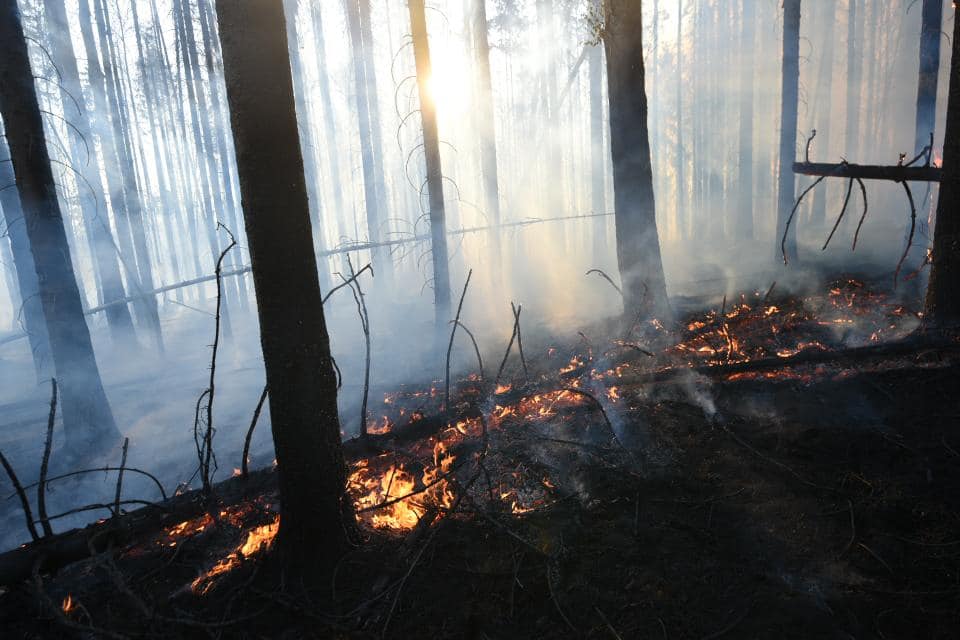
[0,0,121,456]
[603,0,670,317]
[776,0,801,262]
[215,0,358,576]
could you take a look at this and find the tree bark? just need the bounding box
[845,0,860,159]
[408,0,451,324]
[924,7,960,328]
[776,0,801,262]
[603,0,669,317]
[0,0,120,455]
[915,0,942,155]
[589,31,607,259]
[215,0,359,576]
[809,0,835,226]
[472,0,502,268]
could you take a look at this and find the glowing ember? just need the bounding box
[61,594,75,615]
[495,383,512,394]
[191,515,280,594]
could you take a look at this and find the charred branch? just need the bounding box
[793,162,942,182]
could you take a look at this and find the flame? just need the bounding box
[495,383,512,394]
[559,356,584,374]
[62,594,75,614]
[607,386,621,401]
[191,515,280,594]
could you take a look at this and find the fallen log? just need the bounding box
[792,162,942,182]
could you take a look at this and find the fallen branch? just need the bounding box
[0,449,38,541]
[586,268,624,297]
[793,161,942,182]
[113,438,129,517]
[893,180,917,287]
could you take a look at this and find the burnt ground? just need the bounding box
[0,270,958,640]
[1,345,958,639]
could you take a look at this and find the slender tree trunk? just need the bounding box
[776,0,801,262]
[214,0,358,577]
[589,34,606,259]
[42,0,138,348]
[345,0,390,281]
[916,0,942,154]
[603,0,669,317]
[472,0,502,268]
[0,124,51,375]
[0,0,120,455]
[736,0,755,239]
[408,0,451,324]
[675,0,685,240]
[810,0,836,226]
[845,0,860,159]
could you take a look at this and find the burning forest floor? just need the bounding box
[2,276,959,638]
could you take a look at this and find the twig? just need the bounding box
[761,281,777,303]
[586,268,624,297]
[700,605,751,640]
[546,561,578,632]
[839,499,856,557]
[718,423,836,493]
[822,178,854,251]
[594,606,623,640]
[241,385,269,479]
[38,378,57,537]
[512,304,528,377]
[782,176,826,264]
[851,178,869,251]
[0,449,38,541]
[321,263,373,304]
[450,319,484,381]
[893,180,916,287]
[495,307,520,385]
[341,257,372,437]
[113,438,129,518]
[13,467,167,502]
[804,128,817,163]
[445,269,473,412]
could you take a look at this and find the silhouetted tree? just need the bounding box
[776,0,800,262]
[215,0,358,576]
[603,0,669,317]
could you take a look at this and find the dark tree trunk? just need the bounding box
[776,0,801,262]
[214,0,358,576]
[675,0,686,240]
[603,0,669,317]
[408,0,451,324]
[0,124,51,376]
[472,0,502,267]
[915,0,942,154]
[42,0,139,349]
[0,0,120,455]
[735,0,755,239]
[924,7,960,328]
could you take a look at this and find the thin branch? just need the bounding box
[851,177,869,250]
[241,386,269,479]
[893,181,917,287]
[782,176,826,264]
[821,178,854,251]
[113,438,129,517]
[0,450,39,541]
[37,379,57,537]
[586,268,623,297]
[445,269,474,411]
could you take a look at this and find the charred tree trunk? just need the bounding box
[845,0,860,159]
[0,0,120,455]
[735,0,755,239]
[43,0,139,350]
[214,0,358,577]
[675,0,686,240]
[776,0,801,262]
[0,125,51,376]
[924,7,960,328]
[472,0,502,268]
[603,0,670,317]
[915,0,942,155]
[589,32,607,259]
[408,0,451,324]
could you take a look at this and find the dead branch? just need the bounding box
[445,269,474,411]
[822,178,854,251]
[341,256,372,437]
[793,161,942,182]
[0,449,38,541]
[322,263,373,304]
[893,180,917,287]
[38,378,57,537]
[495,307,520,385]
[512,304,529,377]
[450,320,484,381]
[781,176,826,264]
[241,385,269,479]
[113,438,129,517]
[851,177,869,250]
[14,467,167,502]
[586,268,624,297]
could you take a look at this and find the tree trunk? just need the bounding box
[344,0,390,282]
[589,33,607,259]
[408,0,451,324]
[735,0,755,239]
[0,124,51,376]
[776,0,801,263]
[923,6,960,328]
[603,0,669,317]
[845,0,860,159]
[42,0,139,349]
[675,0,686,240]
[916,0,942,154]
[214,0,358,577]
[472,0,502,268]
[0,0,120,455]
